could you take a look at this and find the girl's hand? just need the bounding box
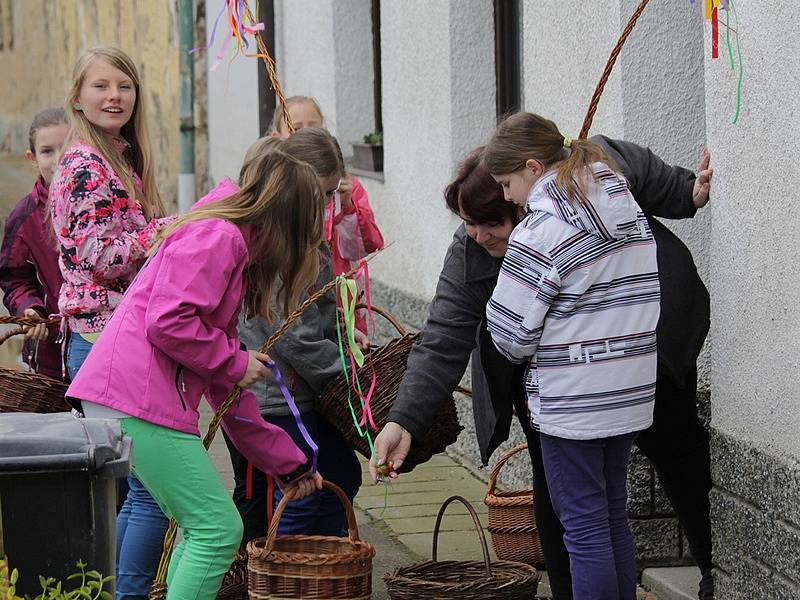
[22,308,49,341]
[693,147,713,209]
[279,471,323,499]
[237,351,271,388]
[338,174,354,209]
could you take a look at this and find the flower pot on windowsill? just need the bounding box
[351,142,383,173]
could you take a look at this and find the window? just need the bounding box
[371,0,382,134]
[494,0,521,120]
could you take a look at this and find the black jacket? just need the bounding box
[386,136,710,465]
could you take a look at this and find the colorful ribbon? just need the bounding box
[336,267,379,431]
[334,279,375,448]
[263,359,319,473]
[193,0,269,71]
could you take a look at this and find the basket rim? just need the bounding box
[484,489,534,506]
[246,531,376,566]
[384,558,540,587]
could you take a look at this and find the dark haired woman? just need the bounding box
[371,137,714,600]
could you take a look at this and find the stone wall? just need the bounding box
[0,2,201,210]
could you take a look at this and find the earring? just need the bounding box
[73,102,82,111]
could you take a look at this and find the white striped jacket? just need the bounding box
[487,163,660,440]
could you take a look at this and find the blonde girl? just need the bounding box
[50,46,176,600]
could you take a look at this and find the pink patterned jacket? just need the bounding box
[50,139,173,333]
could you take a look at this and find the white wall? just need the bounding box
[205,0,260,184]
[706,2,800,458]
[522,0,624,138]
[275,0,375,150]
[365,0,496,299]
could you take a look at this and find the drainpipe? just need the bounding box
[178,0,196,213]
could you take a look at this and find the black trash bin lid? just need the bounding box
[0,412,130,477]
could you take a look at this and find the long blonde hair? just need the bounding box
[482,112,618,203]
[155,151,325,322]
[63,46,166,219]
[271,95,324,135]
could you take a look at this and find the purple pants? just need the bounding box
[540,432,638,600]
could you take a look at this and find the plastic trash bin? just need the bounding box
[0,412,130,595]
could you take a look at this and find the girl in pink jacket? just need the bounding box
[68,149,324,599]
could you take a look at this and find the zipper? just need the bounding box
[175,365,187,411]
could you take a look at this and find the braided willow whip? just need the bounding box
[0,315,60,327]
[0,315,61,345]
[578,0,653,139]
[244,3,294,135]
[150,248,385,596]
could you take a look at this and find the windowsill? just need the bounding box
[346,160,385,183]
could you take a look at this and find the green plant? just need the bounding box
[0,560,112,600]
[1,559,23,600]
[362,130,383,145]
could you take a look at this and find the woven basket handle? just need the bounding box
[354,303,406,336]
[260,480,360,557]
[432,495,492,578]
[486,442,529,497]
[0,327,26,345]
[352,303,473,397]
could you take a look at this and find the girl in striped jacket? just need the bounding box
[483,112,660,600]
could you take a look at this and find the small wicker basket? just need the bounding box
[246,480,375,600]
[0,366,70,414]
[384,495,539,599]
[484,443,545,568]
[317,305,462,473]
[216,553,248,600]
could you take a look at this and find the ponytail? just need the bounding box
[483,111,619,203]
[553,137,616,202]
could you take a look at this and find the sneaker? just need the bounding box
[698,570,714,600]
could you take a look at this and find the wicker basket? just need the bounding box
[384,495,539,599]
[216,553,248,600]
[0,366,70,414]
[484,443,545,568]
[246,480,375,599]
[317,305,462,473]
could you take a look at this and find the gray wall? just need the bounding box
[206,0,261,183]
[362,0,496,300]
[704,2,800,596]
[275,0,375,151]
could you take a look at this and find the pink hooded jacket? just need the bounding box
[66,179,308,480]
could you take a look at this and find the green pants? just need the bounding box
[120,417,243,600]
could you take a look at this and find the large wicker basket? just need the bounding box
[246,480,375,599]
[0,367,70,413]
[484,443,545,567]
[317,305,462,473]
[384,495,539,599]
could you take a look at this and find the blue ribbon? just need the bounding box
[262,360,319,473]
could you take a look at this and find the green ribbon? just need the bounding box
[338,277,365,368]
[334,275,390,516]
